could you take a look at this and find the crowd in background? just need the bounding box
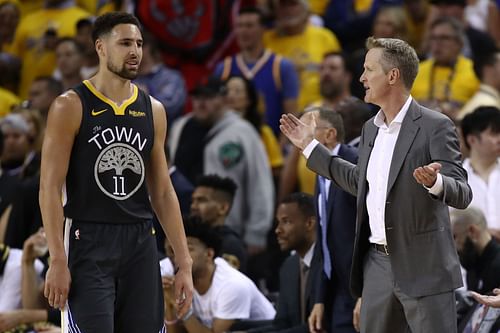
[0,0,500,332]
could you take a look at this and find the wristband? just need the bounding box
[181,307,194,321]
[165,318,178,325]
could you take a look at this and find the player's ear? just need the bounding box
[95,38,105,58]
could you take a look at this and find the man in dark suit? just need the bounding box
[304,108,358,333]
[281,37,472,333]
[249,192,318,333]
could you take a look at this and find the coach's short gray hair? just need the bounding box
[366,37,419,90]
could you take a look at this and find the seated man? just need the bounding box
[250,192,318,333]
[174,217,276,333]
[191,174,247,271]
[451,207,500,294]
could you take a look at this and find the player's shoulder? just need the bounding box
[52,90,82,112]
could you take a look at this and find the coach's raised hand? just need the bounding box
[279,112,316,150]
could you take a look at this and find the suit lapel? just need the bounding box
[386,101,421,195]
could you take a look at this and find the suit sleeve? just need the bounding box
[307,145,359,197]
[429,117,472,209]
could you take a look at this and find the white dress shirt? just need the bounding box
[463,158,500,229]
[303,96,443,245]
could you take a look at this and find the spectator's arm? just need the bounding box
[183,315,235,333]
[0,309,48,332]
[21,233,46,309]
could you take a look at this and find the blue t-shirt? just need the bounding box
[214,51,299,135]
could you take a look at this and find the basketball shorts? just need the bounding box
[62,218,166,333]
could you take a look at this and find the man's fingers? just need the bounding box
[308,315,314,333]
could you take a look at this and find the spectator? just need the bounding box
[0,0,19,52]
[279,52,363,200]
[170,77,274,253]
[250,192,318,333]
[427,0,498,61]
[214,6,299,136]
[412,17,480,120]
[372,5,408,41]
[302,108,358,333]
[263,0,342,111]
[74,18,98,79]
[134,32,187,124]
[459,49,500,119]
[0,242,44,312]
[225,75,283,179]
[54,37,84,91]
[136,0,253,90]
[451,207,500,294]
[0,114,31,177]
[27,76,63,119]
[172,218,275,333]
[461,106,500,238]
[404,0,432,54]
[190,174,247,272]
[0,53,21,117]
[322,0,400,52]
[0,129,20,242]
[152,149,194,256]
[464,0,500,46]
[8,0,90,98]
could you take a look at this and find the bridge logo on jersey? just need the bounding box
[94,143,145,200]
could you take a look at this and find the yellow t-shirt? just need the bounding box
[0,87,20,117]
[297,154,316,195]
[16,0,43,17]
[260,125,284,168]
[309,0,373,17]
[411,55,480,106]
[10,6,90,98]
[263,25,341,111]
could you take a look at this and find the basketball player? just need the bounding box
[39,12,193,332]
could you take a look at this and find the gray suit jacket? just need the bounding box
[307,100,472,298]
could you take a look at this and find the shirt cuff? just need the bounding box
[302,139,320,159]
[424,173,443,195]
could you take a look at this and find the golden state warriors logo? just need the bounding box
[94,143,145,200]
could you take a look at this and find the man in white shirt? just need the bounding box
[280,37,472,333]
[177,217,275,333]
[461,106,500,238]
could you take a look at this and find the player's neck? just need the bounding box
[90,72,134,105]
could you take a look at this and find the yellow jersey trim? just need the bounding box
[83,80,138,116]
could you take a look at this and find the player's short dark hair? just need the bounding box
[280,192,315,218]
[92,12,142,43]
[461,106,500,149]
[196,174,237,203]
[184,216,222,257]
[238,6,266,26]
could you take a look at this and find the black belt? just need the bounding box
[372,243,389,255]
